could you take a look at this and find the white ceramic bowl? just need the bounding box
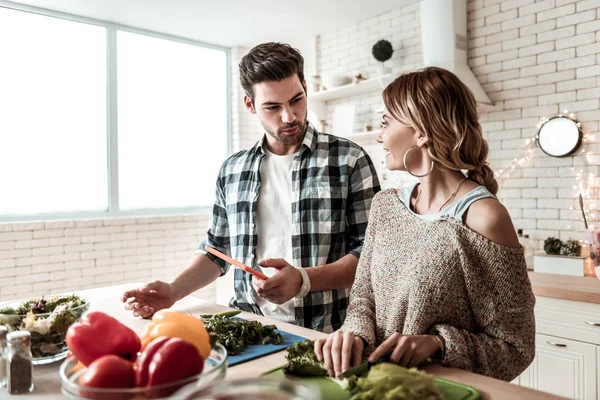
[321,74,351,89]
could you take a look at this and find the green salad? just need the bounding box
[0,295,89,359]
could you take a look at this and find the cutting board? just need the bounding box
[263,366,480,400]
[227,328,307,367]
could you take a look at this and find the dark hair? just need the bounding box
[239,42,305,104]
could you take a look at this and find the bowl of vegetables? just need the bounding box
[59,310,228,400]
[0,295,89,365]
[59,341,228,400]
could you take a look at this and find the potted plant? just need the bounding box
[534,237,585,276]
[372,39,394,76]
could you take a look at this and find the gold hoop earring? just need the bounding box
[403,145,434,177]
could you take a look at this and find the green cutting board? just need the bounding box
[263,366,480,400]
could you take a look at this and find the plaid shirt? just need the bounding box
[198,125,380,332]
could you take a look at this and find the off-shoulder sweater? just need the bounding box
[340,188,536,381]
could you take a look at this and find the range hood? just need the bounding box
[420,0,493,108]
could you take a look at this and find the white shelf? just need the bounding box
[309,75,392,102]
[344,131,379,140]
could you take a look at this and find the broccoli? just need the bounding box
[283,340,327,377]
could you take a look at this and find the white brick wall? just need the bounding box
[316,2,422,190]
[0,215,216,303]
[469,0,600,248]
[310,1,600,250]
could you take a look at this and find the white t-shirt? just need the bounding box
[254,148,296,323]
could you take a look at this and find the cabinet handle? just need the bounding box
[546,341,567,347]
[585,320,600,327]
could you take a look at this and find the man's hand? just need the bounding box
[121,281,179,318]
[252,258,302,305]
[368,333,442,368]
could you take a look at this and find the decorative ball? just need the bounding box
[372,40,394,63]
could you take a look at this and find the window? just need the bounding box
[0,5,229,220]
[0,7,108,215]
[117,31,228,210]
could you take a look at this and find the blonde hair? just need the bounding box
[382,67,498,195]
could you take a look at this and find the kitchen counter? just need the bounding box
[18,283,563,400]
[529,271,600,304]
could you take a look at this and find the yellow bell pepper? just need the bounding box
[140,311,211,360]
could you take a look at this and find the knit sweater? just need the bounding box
[341,189,536,381]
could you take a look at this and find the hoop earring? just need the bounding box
[403,145,434,177]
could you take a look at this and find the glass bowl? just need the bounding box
[175,377,321,400]
[0,295,90,365]
[59,342,228,400]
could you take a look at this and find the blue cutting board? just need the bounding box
[227,326,306,367]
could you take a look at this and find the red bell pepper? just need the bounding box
[134,336,170,387]
[137,337,204,398]
[66,311,141,366]
[79,355,135,400]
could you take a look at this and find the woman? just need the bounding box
[314,67,535,382]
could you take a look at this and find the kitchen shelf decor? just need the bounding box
[307,74,392,102]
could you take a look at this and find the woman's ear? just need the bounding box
[416,132,429,148]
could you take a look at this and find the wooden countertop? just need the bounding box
[529,271,600,304]
[25,283,565,400]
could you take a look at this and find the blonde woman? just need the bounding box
[314,67,535,381]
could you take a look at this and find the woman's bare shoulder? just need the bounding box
[464,198,520,248]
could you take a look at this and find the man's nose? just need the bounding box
[281,105,296,124]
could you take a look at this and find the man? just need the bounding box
[122,42,380,332]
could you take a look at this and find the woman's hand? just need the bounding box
[368,333,443,368]
[314,331,364,378]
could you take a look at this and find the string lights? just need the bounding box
[495,111,596,231]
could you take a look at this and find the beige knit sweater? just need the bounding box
[341,189,536,381]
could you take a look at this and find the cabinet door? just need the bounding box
[526,334,597,400]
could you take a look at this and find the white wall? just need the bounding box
[315,2,423,190]
[0,215,216,302]
[312,0,600,250]
[468,0,600,248]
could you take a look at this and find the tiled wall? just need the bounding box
[468,0,600,248]
[316,2,423,191]
[315,0,600,249]
[0,215,215,302]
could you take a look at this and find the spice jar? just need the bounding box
[6,331,33,395]
[0,326,7,388]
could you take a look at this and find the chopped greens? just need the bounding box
[283,339,327,377]
[199,314,283,356]
[347,363,444,400]
[282,340,444,400]
[0,295,88,359]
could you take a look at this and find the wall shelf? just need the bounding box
[308,75,392,102]
[344,130,379,140]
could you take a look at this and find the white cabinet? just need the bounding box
[515,297,600,400]
[520,334,597,400]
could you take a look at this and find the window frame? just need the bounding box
[0,1,232,222]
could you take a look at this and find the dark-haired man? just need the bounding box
[122,42,380,332]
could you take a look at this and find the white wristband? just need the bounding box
[295,267,311,298]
